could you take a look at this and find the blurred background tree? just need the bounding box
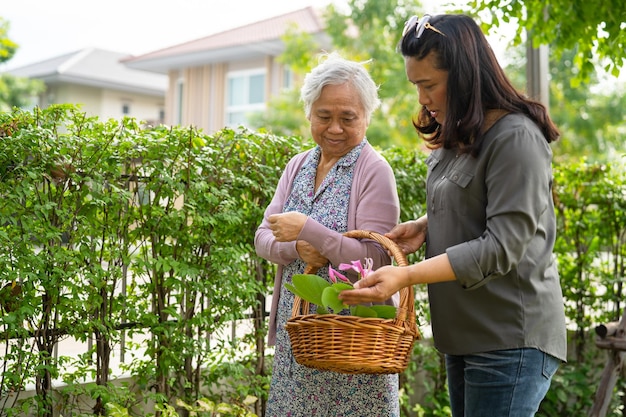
[468,0,626,84]
[503,44,626,163]
[0,18,44,111]
[0,18,18,62]
[466,0,626,162]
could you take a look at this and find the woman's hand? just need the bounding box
[296,240,328,268]
[268,212,307,242]
[387,217,427,255]
[338,265,411,304]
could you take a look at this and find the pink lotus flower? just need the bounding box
[337,258,373,279]
[329,258,373,283]
[328,266,350,283]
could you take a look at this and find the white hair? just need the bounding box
[300,52,381,121]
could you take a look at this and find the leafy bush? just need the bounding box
[0,105,301,416]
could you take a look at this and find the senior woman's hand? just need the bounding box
[296,240,328,268]
[268,212,308,242]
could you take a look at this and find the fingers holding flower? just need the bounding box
[339,265,409,305]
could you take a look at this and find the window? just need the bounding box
[226,70,266,128]
[158,109,165,124]
[283,67,293,90]
[122,103,130,115]
[175,78,184,125]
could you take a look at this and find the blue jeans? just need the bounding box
[446,348,561,417]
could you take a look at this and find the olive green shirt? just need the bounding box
[424,114,567,361]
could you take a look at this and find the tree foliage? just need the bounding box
[0,17,45,111]
[502,43,626,163]
[0,73,45,112]
[548,49,626,162]
[0,18,18,64]
[466,0,626,84]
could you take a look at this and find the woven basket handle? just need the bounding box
[290,230,416,328]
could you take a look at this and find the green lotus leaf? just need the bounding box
[315,305,329,314]
[284,282,306,300]
[369,305,398,319]
[290,274,331,306]
[350,305,378,318]
[321,286,348,313]
[330,282,353,291]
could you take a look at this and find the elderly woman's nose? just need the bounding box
[328,119,343,133]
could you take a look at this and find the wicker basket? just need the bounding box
[285,230,420,374]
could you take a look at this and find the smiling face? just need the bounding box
[308,82,368,163]
[405,53,449,124]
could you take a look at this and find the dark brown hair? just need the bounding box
[399,14,559,155]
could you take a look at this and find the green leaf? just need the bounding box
[284,282,307,300]
[369,305,397,319]
[331,282,353,291]
[348,304,397,318]
[316,305,329,314]
[350,305,377,318]
[321,284,351,313]
[289,274,330,305]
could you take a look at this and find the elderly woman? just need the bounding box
[255,52,401,416]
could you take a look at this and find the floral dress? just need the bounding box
[265,140,399,417]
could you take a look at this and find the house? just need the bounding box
[5,48,167,125]
[122,6,331,133]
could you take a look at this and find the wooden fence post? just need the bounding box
[589,308,626,417]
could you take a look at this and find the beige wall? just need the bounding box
[101,90,164,126]
[50,84,102,115]
[165,57,290,134]
[41,83,164,125]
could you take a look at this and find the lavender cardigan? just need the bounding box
[255,141,400,345]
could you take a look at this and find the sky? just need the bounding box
[0,0,462,71]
